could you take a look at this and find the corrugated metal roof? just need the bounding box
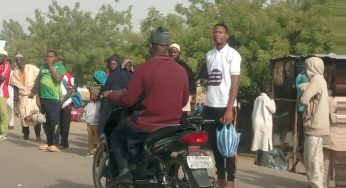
[271,54,346,61]
[327,55,346,60]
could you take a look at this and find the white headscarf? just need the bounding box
[305,57,324,79]
[122,59,134,72]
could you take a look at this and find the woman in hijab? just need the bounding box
[169,43,196,124]
[122,59,134,80]
[98,55,128,136]
[300,57,329,188]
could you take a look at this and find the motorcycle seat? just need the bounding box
[145,125,182,143]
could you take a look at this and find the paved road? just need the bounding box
[0,119,309,188]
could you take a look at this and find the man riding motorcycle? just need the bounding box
[103,27,189,186]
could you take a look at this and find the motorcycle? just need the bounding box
[92,109,216,188]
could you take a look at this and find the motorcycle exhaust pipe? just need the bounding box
[170,150,186,158]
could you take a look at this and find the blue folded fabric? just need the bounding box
[93,70,107,86]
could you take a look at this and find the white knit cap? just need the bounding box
[15,53,24,58]
[169,43,181,52]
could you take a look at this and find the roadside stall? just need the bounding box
[270,54,346,187]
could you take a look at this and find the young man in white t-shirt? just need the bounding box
[202,22,241,188]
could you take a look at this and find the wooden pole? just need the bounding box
[291,100,298,172]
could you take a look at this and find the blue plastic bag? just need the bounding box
[216,124,240,158]
[71,91,84,109]
[62,79,84,109]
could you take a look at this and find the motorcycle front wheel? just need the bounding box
[93,142,111,188]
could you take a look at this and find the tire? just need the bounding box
[93,142,111,188]
[167,157,197,188]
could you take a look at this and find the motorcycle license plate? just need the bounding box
[187,156,213,169]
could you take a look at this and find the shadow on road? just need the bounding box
[62,147,89,156]
[237,169,308,188]
[43,179,93,188]
[6,133,39,147]
[69,132,89,139]
[68,139,88,148]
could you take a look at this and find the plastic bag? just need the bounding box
[31,112,46,124]
[216,124,240,158]
[71,91,84,109]
[255,148,288,171]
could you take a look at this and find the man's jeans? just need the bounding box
[40,98,60,146]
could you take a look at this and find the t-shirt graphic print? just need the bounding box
[205,45,241,108]
[208,69,223,86]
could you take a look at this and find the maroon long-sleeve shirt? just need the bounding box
[107,56,189,132]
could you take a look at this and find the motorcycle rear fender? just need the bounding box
[191,168,213,187]
[177,156,213,187]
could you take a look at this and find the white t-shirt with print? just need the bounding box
[205,44,241,108]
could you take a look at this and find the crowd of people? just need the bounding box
[0,22,332,188]
[0,48,135,151]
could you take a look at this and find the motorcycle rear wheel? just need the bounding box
[167,158,195,188]
[93,143,111,188]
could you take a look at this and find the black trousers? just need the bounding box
[22,124,41,138]
[40,98,60,146]
[202,106,236,181]
[110,119,149,173]
[60,104,72,148]
[99,97,114,135]
[255,150,269,166]
[180,111,188,125]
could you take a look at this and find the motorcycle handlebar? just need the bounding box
[185,117,215,130]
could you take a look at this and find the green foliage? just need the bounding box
[182,0,334,97]
[335,0,346,54]
[0,0,336,98]
[1,1,133,84]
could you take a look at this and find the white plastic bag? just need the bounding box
[32,112,46,124]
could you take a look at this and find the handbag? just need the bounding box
[32,112,46,124]
[216,123,241,158]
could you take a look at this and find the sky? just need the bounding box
[0,0,190,32]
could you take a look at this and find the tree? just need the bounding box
[0,19,30,59]
[0,0,334,92]
[174,0,334,97]
[2,1,134,84]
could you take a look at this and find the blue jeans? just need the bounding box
[40,98,60,146]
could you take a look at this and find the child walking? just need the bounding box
[81,87,101,157]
